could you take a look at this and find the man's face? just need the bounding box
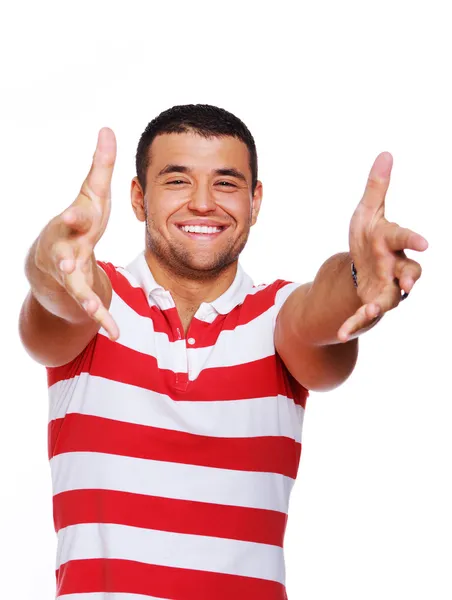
[131,131,263,279]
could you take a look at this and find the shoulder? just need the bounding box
[242,279,301,312]
[96,259,118,277]
[230,279,301,331]
[96,259,123,285]
[96,259,145,302]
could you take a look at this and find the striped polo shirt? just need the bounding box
[46,250,309,600]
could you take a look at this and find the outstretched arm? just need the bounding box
[275,152,428,392]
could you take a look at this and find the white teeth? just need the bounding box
[180,225,222,234]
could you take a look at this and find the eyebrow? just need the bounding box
[157,164,248,183]
[215,168,248,183]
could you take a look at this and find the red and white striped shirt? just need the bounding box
[46,250,309,600]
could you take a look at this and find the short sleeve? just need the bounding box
[274,281,301,314]
[269,280,301,329]
[45,259,117,377]
[97,259,119,287]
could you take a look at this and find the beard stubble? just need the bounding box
[144,212,251,282]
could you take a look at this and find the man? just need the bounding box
[19,104,428,599]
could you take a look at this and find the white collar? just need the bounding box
[125,250,254,315]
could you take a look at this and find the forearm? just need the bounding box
[292,252,379,346]
[24,237,104,324]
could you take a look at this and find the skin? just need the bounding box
[130,132,263,331]
[274,152,428,391]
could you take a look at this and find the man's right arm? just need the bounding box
[18,127,119,368]
[19,239,112,368]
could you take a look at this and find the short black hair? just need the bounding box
[135,104,258,194]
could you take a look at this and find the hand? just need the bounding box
[34,127,119,341]
[337,152,428,342]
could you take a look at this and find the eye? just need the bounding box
[167,180,187,185]
[216,181,236,187]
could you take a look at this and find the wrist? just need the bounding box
[351,260,359,289]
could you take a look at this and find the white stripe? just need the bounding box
[115,264,176,311]
[274,282,301,311]
[100,289,188,372]
[96,288,285,375]
[58,594,172,600]
[204,283,272,322]
[50,452,294,513]
[186,306,277,379]
[195,283,275,324]
[56,522,285,583]
[272,282,301,329]
[49,373,305,442]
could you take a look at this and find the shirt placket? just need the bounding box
[152,289,189,393]
[173,320,189,392]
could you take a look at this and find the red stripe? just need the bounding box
[46,333,97,388]
[56,558,288,599]
[53,489,288,546]
[48,418,63,460]
[188,280,294,348]
[97,261,183,342]
[47,335,308,407]
[221,280,293,328]
[98,260,295,346]
[98,261,153,319]
[48,413,301,478]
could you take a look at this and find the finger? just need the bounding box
[370,282,404,314]
[384,222,429,252]
[61,206,94,234]
[82,296,120,341]
[52,241,77,275]
[53,235,94,277]
[80,127,117,206]
[394,257,422,294]
[63,268,120,341]
[358,151,393,215]
[337,302,381,342]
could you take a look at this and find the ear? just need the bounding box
[251,180,263,226]
[131,177,146,222]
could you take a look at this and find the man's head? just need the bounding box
[131,104,263,280]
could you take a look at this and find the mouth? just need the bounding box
[174,223,229,239]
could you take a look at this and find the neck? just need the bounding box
[143,249,238,322]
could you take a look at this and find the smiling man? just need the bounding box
[131,128,262,335]
[19,104,428,600]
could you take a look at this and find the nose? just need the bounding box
[187,183,216,214]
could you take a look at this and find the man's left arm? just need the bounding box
[275,152,429,392]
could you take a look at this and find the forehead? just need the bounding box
[148,132,251,175]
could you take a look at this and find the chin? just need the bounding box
[147,228,248,278]
[177,256,236,279]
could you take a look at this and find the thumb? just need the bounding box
[61,205,94,234]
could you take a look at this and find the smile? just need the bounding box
[175,224,228,237]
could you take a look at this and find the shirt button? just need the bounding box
[187,337,196,345]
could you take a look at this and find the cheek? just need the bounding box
[147,196,179,225]
[235,203,253,228]
[217,194,252,223]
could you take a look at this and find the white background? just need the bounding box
[1,1,451,598]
